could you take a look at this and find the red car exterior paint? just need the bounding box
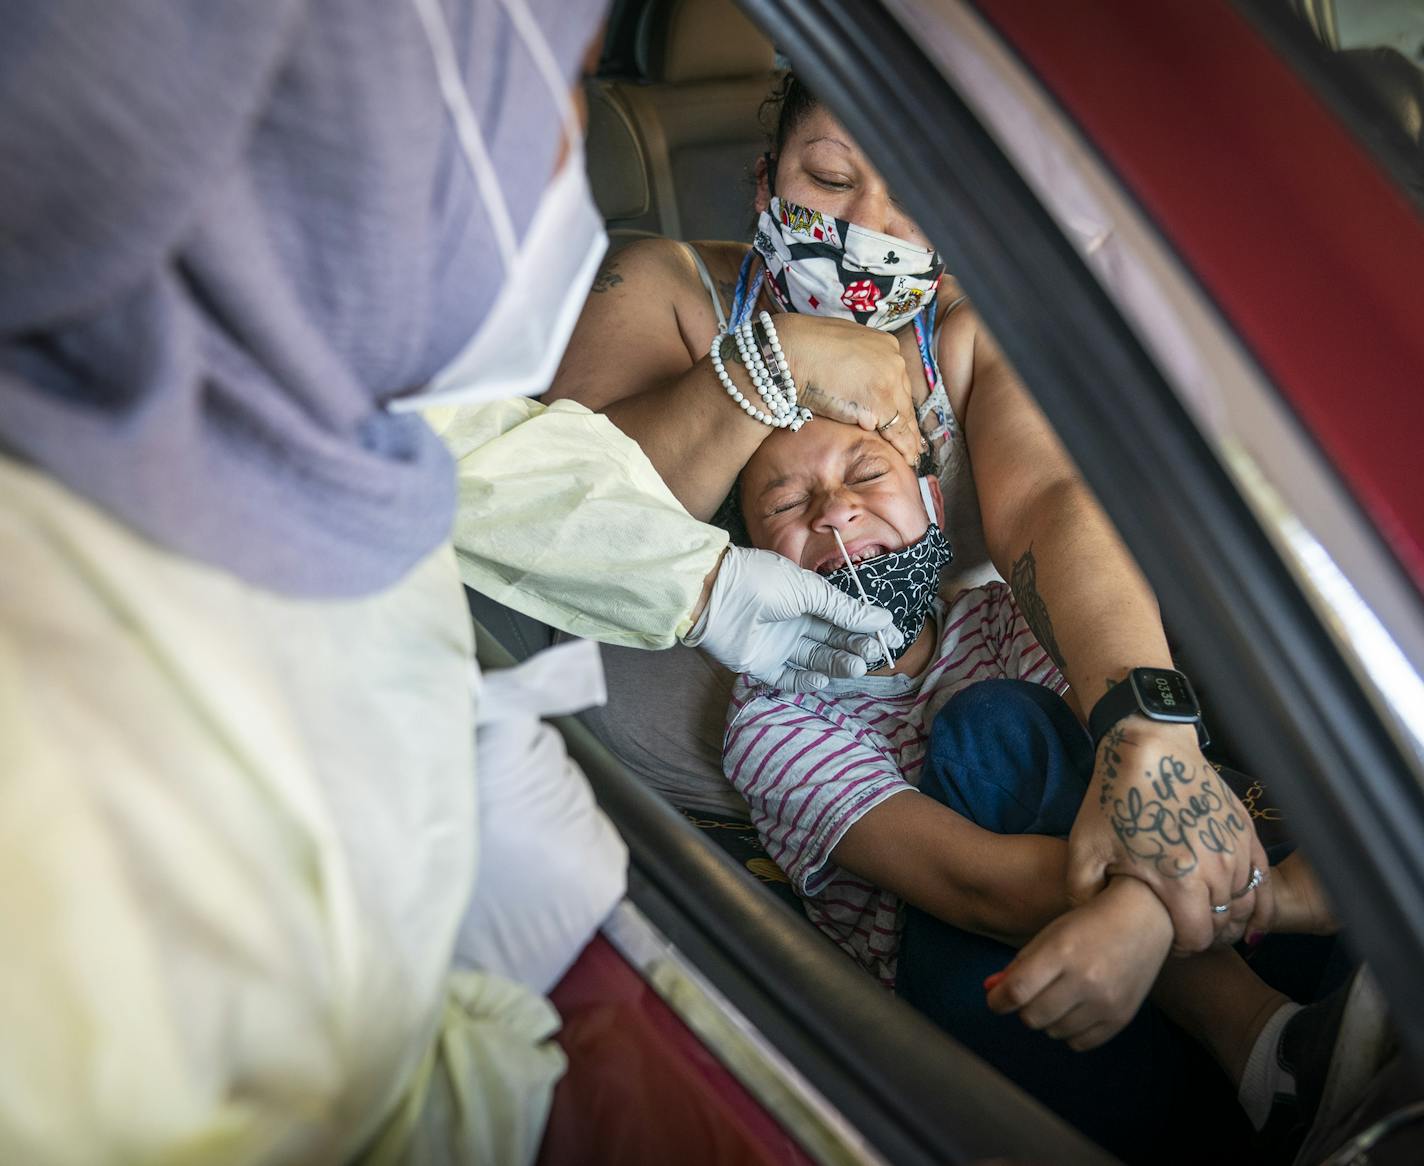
[540,935,816,1165]
[973,0,1424,590]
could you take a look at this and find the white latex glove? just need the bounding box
[683,546,902,692]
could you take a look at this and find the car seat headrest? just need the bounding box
[585,82,651,220]
[643,0,776,84]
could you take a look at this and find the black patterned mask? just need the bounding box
[821,481,953,665]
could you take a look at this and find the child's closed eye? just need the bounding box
[766,495,807,516]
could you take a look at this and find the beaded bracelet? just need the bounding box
[752,312,810,429]
[709,330,809,430]
[734,318,792,421]
[746,319,786,412]
[753,311,799,410]
[710,333,776,425]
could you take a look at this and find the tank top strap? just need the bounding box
[913,293,971,475]
[683,243,728,333]
[912,311,939,391]
[912,293,970,390]
[729,250,764,329]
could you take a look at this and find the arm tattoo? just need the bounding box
[1010,545,1065,670]
[1104,752,1248,880]
[718,278,737,315]
[591,261,624,294]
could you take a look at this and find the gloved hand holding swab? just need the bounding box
[683,545,898,691]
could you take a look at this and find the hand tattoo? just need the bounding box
[591,261,624,294]
[798,383,854,424]
[1104,752,1248,880]
[1010,545,1065,670]
[1098,725,1126,807]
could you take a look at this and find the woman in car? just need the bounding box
[546,74,1269,957]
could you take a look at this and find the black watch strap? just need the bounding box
[1088,668,1210,750]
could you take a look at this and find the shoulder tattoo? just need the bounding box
[591,260,624,294]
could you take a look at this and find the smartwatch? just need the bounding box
[1088,667,1210,749]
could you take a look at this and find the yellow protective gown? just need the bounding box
[436,397,728,648]
[0,400,723,1163]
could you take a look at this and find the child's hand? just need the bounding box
[985,877,1172,1051]
[1266,853,1338,937]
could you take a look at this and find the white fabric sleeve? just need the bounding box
[454,642,628,995]
[431,398,729,649]
[722,692,910,897]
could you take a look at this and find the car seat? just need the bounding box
[586,0,779,242]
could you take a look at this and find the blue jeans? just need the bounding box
[896,680,1245,1162]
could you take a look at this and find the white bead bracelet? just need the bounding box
[710,330,809,430]
[754,311,801,412]
[750,312,809,430]
[710,333,773,424]
[734,319,793,421]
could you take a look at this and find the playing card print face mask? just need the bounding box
[753,195,944,332]
[821,477,954,664]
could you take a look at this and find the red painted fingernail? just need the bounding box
[1246,931,1265,947]
[983,972,1006,992]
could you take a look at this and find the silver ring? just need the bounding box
[1231,865,1265,900]
[1211,902,1230,914]
[876,411,900,433]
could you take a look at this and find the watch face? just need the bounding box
[1130,667,1201,721]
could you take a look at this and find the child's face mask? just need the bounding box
[820,478,953,664]
[753,196,944,332]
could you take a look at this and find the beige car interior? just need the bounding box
[585,0,780,247]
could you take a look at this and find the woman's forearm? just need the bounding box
[601,352,773,520]
[964,343,1174,712]
[968,353,1259,945]
[995,475,1174,714]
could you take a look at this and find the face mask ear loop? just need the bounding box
[412,0,518,270]
[918,475,938,526]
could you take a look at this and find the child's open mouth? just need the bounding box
[814,543,889,575]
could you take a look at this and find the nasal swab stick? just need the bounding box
[832,527,893,667]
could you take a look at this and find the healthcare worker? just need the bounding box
[0,1,895,1163]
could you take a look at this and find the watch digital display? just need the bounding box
[1129,667,1202,722]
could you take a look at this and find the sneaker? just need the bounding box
[1256,966,1395,1165]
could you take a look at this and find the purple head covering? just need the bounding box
[0,0,607,597]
